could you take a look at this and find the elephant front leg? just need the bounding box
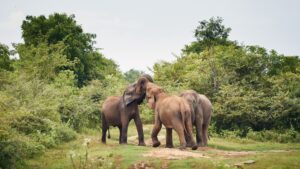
[166,128,174,148]
[151,118,162,147]
[120,118,129,144]
[134,114,146,146]
[118,126,122,144]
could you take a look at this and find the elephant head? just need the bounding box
[123,74,153,106]
[144,82,164,109]
[180,90,201,114]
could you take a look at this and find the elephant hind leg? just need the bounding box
[166,128,174,148]
[173,125,187,150]
[101,114,109,143]
[185,119,197,150]
[196,121,203,146]
[202,124,209,146]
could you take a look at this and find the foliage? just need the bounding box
[1,14,300,168]
[246,128,300,143]
[0,12,124,168]
[124,69,144,83]
[0,43,13,71]
[182,17,237,54]
[21,13,119,87]
[154,17,300,134]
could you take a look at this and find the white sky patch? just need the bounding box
[0,0,299,73]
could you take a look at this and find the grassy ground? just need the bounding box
[26,124,300,169]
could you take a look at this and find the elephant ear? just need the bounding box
[135,77,149,94]
[123,84,136,106]
[123,91,135,106]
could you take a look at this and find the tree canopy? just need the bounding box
[183,17,237,54]
[0,43,13,71]
[21,13,118,86]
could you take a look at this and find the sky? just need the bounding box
[1,0,299,73]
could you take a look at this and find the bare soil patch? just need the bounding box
[143,147,258,159]
[143,148,210,159]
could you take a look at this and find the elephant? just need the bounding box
[101,74,153,145]
[180,90,212,146]
[139,79,197,150]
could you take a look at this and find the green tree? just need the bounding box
[124,69,144,83]
[21,13,118,86]
[0,43,13,71]
[182,17,236,54]
[195,17,231,47]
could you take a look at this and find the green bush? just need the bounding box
[11,115,52,135]
[30,132,57,148]
[246,128,300,143]
[0,133,45,169]
[139,103,154,124]
[52,124,77,143]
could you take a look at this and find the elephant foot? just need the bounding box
[138,142,146,146]
[165,144,174,148]
[186,142,193,147]
[179,143,186,150]
[152,141,161,147]
[191,144,198,150]
[179,146,186,150]
[120,141,127,145]
[197,142,204,147]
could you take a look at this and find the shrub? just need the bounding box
[11,114,52,135]
[52,124,77,143]
[0,133,45,169]
[139,103,154,124]
[246,128,300,143]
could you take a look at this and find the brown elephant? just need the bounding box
[180,90,212,146]
[138,79,197,150]
[101,74,153,145]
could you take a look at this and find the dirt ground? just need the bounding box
[128,135,256,158]
[143,147,257,160]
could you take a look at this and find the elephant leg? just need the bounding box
[118,126,122,144]
[173,125,186,150]
[101,115,108,144]
[186,119,198,150]
[185,128,193,147]
[195,119,203,146]
[134,113,145,146]
[166,128,174,148]
[120,118,129,144]
[151,117,162,147]
[202,124,209,146]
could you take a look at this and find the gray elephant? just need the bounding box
[101,74,153,145]
[180,90,212,146]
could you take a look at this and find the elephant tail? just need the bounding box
[107,128,111,139]
[180,101,189,135]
